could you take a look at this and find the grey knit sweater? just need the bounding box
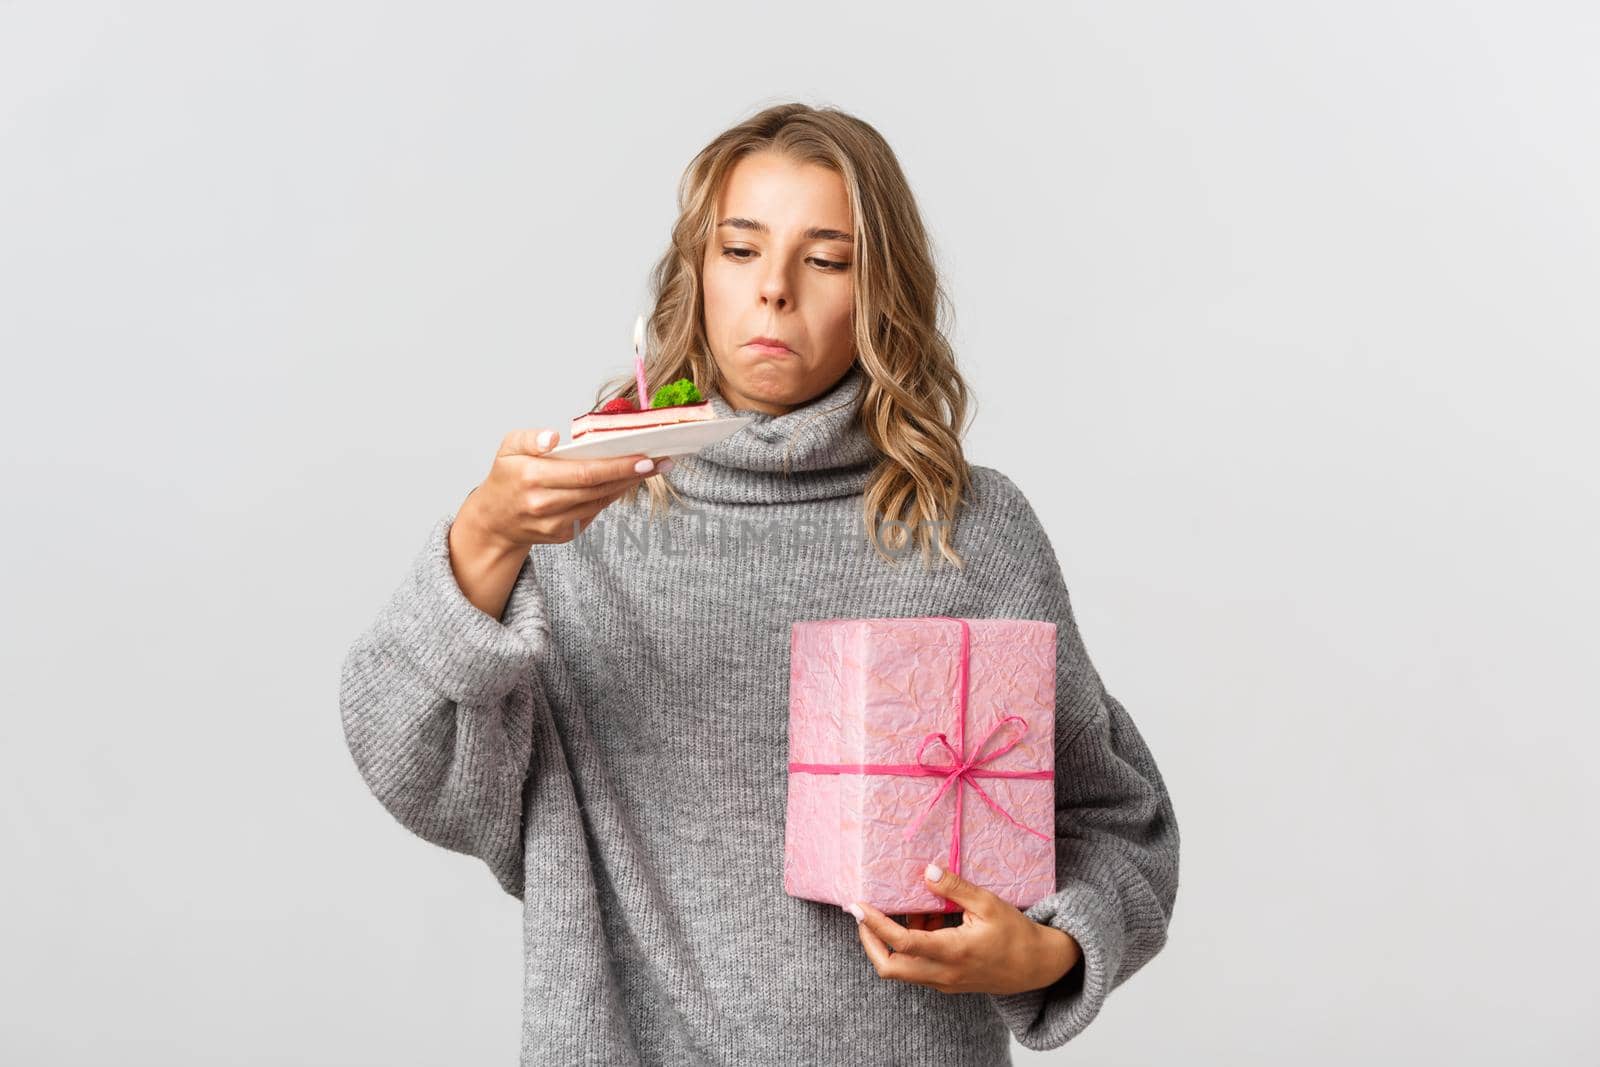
[338,364,1179,1065]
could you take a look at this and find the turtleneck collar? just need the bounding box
[665,362,880,505]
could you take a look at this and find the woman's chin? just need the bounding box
[723,366,804,406]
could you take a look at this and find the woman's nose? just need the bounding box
[758,263,791,307]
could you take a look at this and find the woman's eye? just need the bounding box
[720,247,849,272]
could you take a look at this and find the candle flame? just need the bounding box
[632,314,646,357]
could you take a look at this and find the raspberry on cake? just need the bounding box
[571,377,714,440]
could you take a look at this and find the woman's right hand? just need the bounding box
[460,428,672,550]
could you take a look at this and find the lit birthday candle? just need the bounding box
[632,315,650,409]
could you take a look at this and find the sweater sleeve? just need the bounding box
[978,474,1181,1050]
[337,511,550,899]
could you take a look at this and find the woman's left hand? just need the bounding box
[848,863,1082,996]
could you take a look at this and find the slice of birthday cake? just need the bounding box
[570,377,714,441]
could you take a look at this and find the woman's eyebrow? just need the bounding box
[717,216,853,243]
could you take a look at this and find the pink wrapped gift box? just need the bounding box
[784,616,1057,914]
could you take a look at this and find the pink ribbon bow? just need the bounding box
[788,616,1053,912]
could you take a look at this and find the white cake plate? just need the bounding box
[545,416,755,460]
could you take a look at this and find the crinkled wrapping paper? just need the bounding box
[784,617,1057,913]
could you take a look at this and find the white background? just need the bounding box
[2,1,1596,1063]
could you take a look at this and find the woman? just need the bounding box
[340,103,1179,1065]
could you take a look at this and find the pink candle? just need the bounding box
[632,315,650,409]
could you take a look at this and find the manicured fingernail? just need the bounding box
[657,458,675,473]
[634,458,654,474]
[846,902,865,921]
[537,430,555,448]
[925,863,943,881]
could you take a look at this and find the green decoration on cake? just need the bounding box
[650,378,703,408]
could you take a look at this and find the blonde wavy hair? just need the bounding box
[599,102,975,567]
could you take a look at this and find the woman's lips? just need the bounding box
[744,341,794,355]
